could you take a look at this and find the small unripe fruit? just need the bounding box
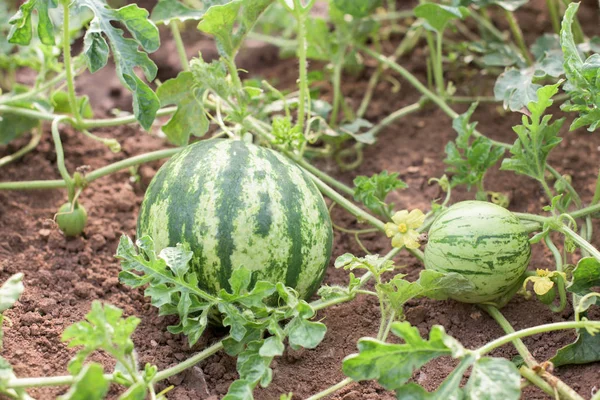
[56,202,87,236]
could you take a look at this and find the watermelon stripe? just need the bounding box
[424,201,531,303]
[137,139,333,300]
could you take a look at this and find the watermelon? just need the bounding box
[424,201,531,303]
[137,139,333,300]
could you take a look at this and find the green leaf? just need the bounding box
[551,329,600,367]
[0,273,24,313]
[342,322,452,390]
[559,2,600,132]
[379,270,475,315]
[58,363,109,400]
[51,91,94,119]
[62,301,140,375]
[8,0,57,46]
[500,83,565,181]
[287,318,326,350]
[567,257,600,297]
[494,68,541,111]
[353,171,407,217]
[198,0,274,59]
[465,357,521,399]
[0,107,40,145]
[150,0,208,24]
[223,379,254,400]
[414,4,467,33]
[77,0,160,130]
[119,382,147,400]
[453,0,528,11]
[117,235,213,347]
[157,72,209,145]
[332,0,381,18]
[444,103,505,191]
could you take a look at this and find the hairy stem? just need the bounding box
[61,0,82,125]
[0,128,43,168]
[546,0,561,35]
[170,21,189,71]
[480,305,586,400]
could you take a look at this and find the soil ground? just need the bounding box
[1,1,600,399]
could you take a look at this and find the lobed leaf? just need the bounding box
[414,3,467,33]
[500,83,565,181]
[342,322,452,390]
[353,171,407,217]
[58,363,109,400]
[8,0,57,46]
[198,0,275,60]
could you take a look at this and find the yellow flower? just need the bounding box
[384,209,425,249]
[523,269,566,295]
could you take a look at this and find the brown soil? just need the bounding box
[1,1,600,399]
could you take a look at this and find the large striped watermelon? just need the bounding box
[137,139,333,300]
[424,201,531,303]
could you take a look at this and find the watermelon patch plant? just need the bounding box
[0,0,600,399]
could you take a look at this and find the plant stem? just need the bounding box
[547,0,561,35]
[0,148,181,190]
[359,46,511,150]
[153,340,224,382]
[294,157,355,196]
[561,225,600,262]
[305,377,354,400]
[366,102,422,138]
[61,0,82,125]
[435,31,445,96]
[82,107,177,128]
[0,128,42,168]
[0,71,67,105]
[293,3,309,132]
[305,171,386,231]
[504,10,533,65]
[51,117,75,200]
[519,366,556,398]
[329,49,346,127]
[480,305,586,400]
[170,21,189,71]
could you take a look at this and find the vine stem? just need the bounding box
[561,225,600,262]
[546,0,561,35]
[293,0,310,132]
[504,10,533,65]
[169,21,189,71]
[305,378,354,400]
[61,0,82,125]
[0,148,181,190]
[480,305,586,400]
[0,127,43,168]
[51,117,75,201]
[0,70,67,105]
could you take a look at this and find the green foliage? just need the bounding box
[343,322,521,398]
[8,0,161,129]
[444,103,505,193]
[58,363,110,400]
[0,273,24,349]
[414,4,468,33]
[453,0,528,11]
[378,270,475,315]
[150,0,213,24]
[551,329,600,367]
[118,235,327,398]
[8,0,57,46]
[559,3,600,132]
[353,171,407,218]
[333,0,381,18]
[198,0,274,60]
[157,71,208,146]
[62,301,140,375]
[501,83,565,182]
[567,257,600,297]
[493,34,564,111]
[271,115,305,151]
